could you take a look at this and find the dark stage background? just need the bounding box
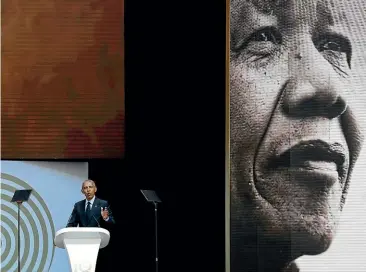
[87,0,226,271]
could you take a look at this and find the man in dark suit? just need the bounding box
[67,179,115,228]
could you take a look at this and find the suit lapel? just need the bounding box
[92,198,100,219]
[81,198,100,226]
[80,200,87,226]
[86,197,100,226]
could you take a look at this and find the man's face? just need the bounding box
[82,181,97,201]
[230,0,365,256]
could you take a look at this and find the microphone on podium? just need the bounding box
[66,213,73,227]
[92,215,101,228]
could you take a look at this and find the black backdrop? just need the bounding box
[85,0,226,271]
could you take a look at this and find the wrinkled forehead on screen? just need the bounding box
[230,0,355,32]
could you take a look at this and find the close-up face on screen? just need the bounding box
[230,0,366,271]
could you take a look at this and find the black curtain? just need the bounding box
[92,0,226,271]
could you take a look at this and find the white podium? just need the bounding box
[54,228,110,272]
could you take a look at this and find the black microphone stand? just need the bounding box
[17,201,22,272]
[140,189,161,272]
[10,189,32,272]
[93,215,101,228]
[154,201,158,272]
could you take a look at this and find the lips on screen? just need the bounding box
[1,0,125,159]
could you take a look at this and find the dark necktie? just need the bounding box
[86,201,92,221]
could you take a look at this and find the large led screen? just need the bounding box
[229,0,366,271]
[2,0,125,159]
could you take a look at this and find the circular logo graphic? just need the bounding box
[1,173,55,272]
[78,261,92,272]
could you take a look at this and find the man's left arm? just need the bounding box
[101,201,115,224]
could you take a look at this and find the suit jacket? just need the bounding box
[66,197,115,228]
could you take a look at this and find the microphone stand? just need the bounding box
[16,201,22,272]
[92,215,101,228]
[66,213,73,227]
[154,201,158,272]
[140,189,161,272]
[10,189,32,272]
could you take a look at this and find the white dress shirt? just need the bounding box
[85,196,96,211]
